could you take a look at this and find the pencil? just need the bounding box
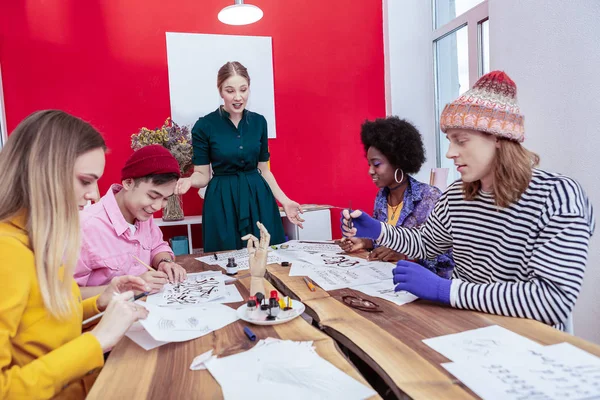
[131,254,154,271]
[303,276,316,292]
[82,291,149,326]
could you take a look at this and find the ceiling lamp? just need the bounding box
[218,0,263,26]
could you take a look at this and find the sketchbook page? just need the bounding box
[145,274,225,307]
[139,302,239,342]
[442,342,600,400]
[205,339,376,400]
[352,280,418,306]
[423,325,544,363]
[146,273,243,306]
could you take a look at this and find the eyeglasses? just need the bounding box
[342,295,383,313]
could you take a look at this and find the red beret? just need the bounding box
[121,145,181,181]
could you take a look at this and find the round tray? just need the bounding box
[236,301,305,326]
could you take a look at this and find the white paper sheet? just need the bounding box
[443,342,600,400]
[201,338,377,400]
[281,241,344,254]
[139,302,239,342]
[352,279,418,306]
[423,325,544,363]
[196,251,281,271]
[125,322,168,351]
[306,266,382,291]
[294,251,369,269]
[146,272,243,306]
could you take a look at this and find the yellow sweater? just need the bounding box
[0,214,104,399]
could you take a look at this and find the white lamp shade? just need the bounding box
[218,4,263,25]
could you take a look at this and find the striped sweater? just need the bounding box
[377,169,595,330]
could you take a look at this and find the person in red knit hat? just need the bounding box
[342,71,595,332]
[75,145,188,299]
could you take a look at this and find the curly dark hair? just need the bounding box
[360,116,426,174]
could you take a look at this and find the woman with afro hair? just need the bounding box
[340,116,454,278]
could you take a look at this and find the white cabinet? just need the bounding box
[282,209,332,241]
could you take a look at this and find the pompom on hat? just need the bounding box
[121,145,181,181]
[440,70,525,142]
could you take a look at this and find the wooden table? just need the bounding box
[266,261,600,400]
[87,255,379,400]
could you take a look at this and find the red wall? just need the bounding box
[0,0,384,242]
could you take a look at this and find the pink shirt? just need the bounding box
[74,184,174,286]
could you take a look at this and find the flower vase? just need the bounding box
[162,195,184,221]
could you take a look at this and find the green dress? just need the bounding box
[192,107,286,252]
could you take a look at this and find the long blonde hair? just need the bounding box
[463,139,540,208]
[0,110,106,319]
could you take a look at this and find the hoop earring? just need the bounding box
[394,169,404,184]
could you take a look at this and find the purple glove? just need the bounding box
[393,260,451,304]
[340,210,382,239]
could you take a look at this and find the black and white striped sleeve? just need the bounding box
[377,193,453,259]
[452,179,595,328]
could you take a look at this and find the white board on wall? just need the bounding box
[166,32,276,138]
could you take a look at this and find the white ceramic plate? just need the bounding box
[236,301,305,326]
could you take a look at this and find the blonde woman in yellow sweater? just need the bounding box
[0,110,151,399]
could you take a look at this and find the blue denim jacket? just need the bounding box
[373,175,454,278]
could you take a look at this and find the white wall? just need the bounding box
[489,0,600,343]
[385,0,600,343]
[383,0,436,184]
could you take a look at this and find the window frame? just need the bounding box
[432,0,489,168]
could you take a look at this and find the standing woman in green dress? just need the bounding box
[176,61,304,252]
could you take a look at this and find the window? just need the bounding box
[433,0,489,183]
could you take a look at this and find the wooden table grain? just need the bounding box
[87,255,380,400]
[266,259,600,400]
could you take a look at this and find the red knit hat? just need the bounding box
[440,70,525,142]
[121,145,181,181]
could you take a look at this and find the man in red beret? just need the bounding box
[74,145,187,298]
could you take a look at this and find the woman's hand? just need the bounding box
[157,261,187,283]
[242,221,270,296]
[96,275,150,311]
[339,237,373,253]
[368,246,407,263]
[90,291,149,352]
[140,270,169,293]
[282,200,305,228]
[174,177,192,195]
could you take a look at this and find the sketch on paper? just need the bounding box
[158,318,176,330]
[164,277,222,305]
[443,343,600,400]
[318,254,362,268]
